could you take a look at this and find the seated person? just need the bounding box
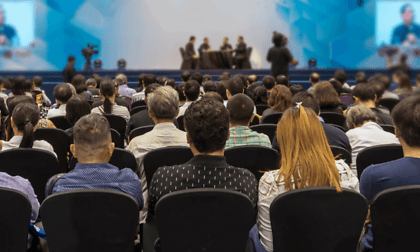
[47,83,73,119]
[261,85,292,122]
[91,80,130,123]
[132,74,157,102]
[116,73,136,98]
[32,76,52,106]
[148,98,258,215]
[177,80,200,118]
[262,76,275,95]
[86,78,100,96]
[91,78,129,110]
[360,94,420,251]
[314,81,343,114]
[71,74,91,101]
[225,94,271,149]
[64,95,92,137]
[203,81,217,93]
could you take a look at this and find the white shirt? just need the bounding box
[47,104,66,119]
[1,136,57,158]
[346,122,400,176]
[91,103,130,123]
[132,91,145,103]
[177,101,194,118]
[0,92,8,106]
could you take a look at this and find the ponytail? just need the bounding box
[103,95,112,114]
[11,103,40,149]
[99,80,116,114]
[19,120,35,148]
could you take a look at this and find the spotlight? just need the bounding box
[93,59,102,70]
[308,58,317,69]
[118,59,126,70]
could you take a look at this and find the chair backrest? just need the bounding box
[0,149,59,203]
[256,104,269,116]
[155,188,255,252]
[177,115,185,131]
[378,98,400,113]
[110,128,121,148]
[49,116,72,130]
[379,124,395,134]
[330,145,352,165]
[224,145,279,182]
[128,125,154,142]
[130,105,148,116]
[120,95,132,111]
[34,128,70,172]
[260,112,283,124]
[270,187,368,252]
[102,114,127,147]
[131,100,146,109]
[40,189,139,252]
[356,144,403,180]
[319,112,346,127]
[371,185,420,252]
[142,146,193,189]
[0,188,32,252]
[249,124,277,142]
[249,115,260,126]
[69,148,137,173]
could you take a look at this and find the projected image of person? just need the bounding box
[391,4,420,46]
[0,6,19,46]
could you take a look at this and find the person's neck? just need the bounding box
[230,123,249,128]
[360,100,376,108]
[190,145,225,157]
[153,118,174,125]
[401,142,420,158]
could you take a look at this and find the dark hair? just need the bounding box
[238,36,243,40]
[66,95,91,126]
[190,36,195,41]
[12,103,40,148]
[268,85,292,112]
[203,81,217,93]
[144,74,157,87]
[7,76,14,85]
[184,99,229,153]
[12,76,27,96]
[203,74,212,82]
[71,74,87,94]
[262,76,276,90]
[392,94,420,147]
[368,80,385,100]
[202,92,224,103]
[234,74,247,88]
[227,94,254,125]
[91,74,101,87]
[216,81,228,100]
[86,78,97,87]
[227,77,244,96]
[156,76,167,85]
[145,84,161,102]
[138,73,146,87]
[401,4,412,14]
[222,71,231,78]
[246,75,258,84]
[6,96,36,141]
[181,71,191,82]
[68,55,75,62]
[175,83,186,102]
[99,80,116,114]
[218,75,230,82]
[329,78,343,96]
[3,79,12,90]
[334,70,347,85]
[272,33,284,47]
[33,76,42,88]
[253,86,268,105]
[275,75,289,87]
[73,114,111,151]
[165,79,176,88]
[184,80,200,101]
[25,79,33,92]
[356,72,367,84]
[291,91,320,115]
[53,83,73,103]
[398,74,413,91]
[289,84,304,96]
[314,81,341,106]
[352,83,376,101]
[248,82,261,94]
[191,72,203,86]
[310,73,320,83]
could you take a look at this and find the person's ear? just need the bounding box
[249,114,255,125]
[395,127,401,138]
[70,144,77,158]
[183,91,186,98]
[373,94,377,102]
[108,142,115,157]
[353,96,360,104]
[226,127,230,140]
[175,108,179,118]
[226,89,231,99]
[186,132,192,144]
[148,109,154,118]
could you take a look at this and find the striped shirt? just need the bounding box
[91,103,130,123]
[225,126,271,149]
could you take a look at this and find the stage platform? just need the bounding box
[0,69,417,101]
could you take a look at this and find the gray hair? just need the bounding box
[73,114,111,156]
[147,86,179,119]
[346,104,377,130]
[116,74,127,85]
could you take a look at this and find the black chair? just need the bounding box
[155,188,254,252]
[256,104,268,115]
[370,185,420,252]
[120,95,132,111]
[49,116,72,130]
[128,125,154,142]
[110,128,121,148]
[34,128,70,172]
[249,115,260,126]
[69,147,137,172]
[131,100,146,109]
[103,114,127,148]
[0,188,32,252]
[224,146,279,182]
[0,149,60,202]
[177,115,185,131]
[356,144,403,180]
[379,124,395,134]
[270,187,368,252]
[250,124,277,142]
[130,105,148,116]
[327,123,346,132]
[142,146,193,189]
[330,145,352,165]
[260,112,283,124]
[320,112,346,127]
[378,98,400,113]
[40,189,139,252]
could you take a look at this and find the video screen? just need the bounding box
[0,1,34,48]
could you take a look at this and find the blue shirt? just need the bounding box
[47,162,144,209]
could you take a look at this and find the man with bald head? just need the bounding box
[307,72,320,94]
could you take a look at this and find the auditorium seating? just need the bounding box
[249,124,277,142]
[330,145,352,165]
[260,112,283,124]
[102,114,127,148]
[49,116,72,130]
[130,105,148,116]
[319,112,346,128]
[128,125,154,143]
[34,128,70,172]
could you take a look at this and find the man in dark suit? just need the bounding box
[183,36,199,70]
[220,37,232,50]
[267,33,297,78]
[62,56,76,83]
[198,38,211,69]
[234,36,247,69]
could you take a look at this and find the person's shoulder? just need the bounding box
[362,157,408,180]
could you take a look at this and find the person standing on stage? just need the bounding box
[267,32,298,79]
[63,56,76,83]
[234,36,247,69]
[198,37,211,69]
[184,36,199,70]
[220,37,232,50]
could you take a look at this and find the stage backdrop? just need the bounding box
[0,0,419,71]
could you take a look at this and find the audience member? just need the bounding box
[252,86,268,106]
[306,72,320,94]
[136,73,146,92]
[177,80,200,118]
[32,76,52,106]
[64,95,91,137]
[356,71,368,84]
[246,75,258,85]
[86,78,100,96]
[345,104,400,176]
[218,74,230,82]
[368,80,389,114]
[275,75,289,87]
[371,74,399,99]
[216,81,228,100]
[262,76,276,95]
[132,74,157,102]
[115,73,135,98]
[248,82,261,94]
[415,74,420,91]
[314,81,343,114]
[181,71,191,83]
[71,74,90,100]
[288,84,303,96]
[261,85,292,121]
[91,73,101,88]
[191,72,203,87]
[0,77,8,101]
[175,83,186,106]
[202,74,212,82]
[165,78,176,89]
[392,74,413,97]
[156,76,167,86]
[47,83,73,119]
[203,81,217,93]
[202,91,224,103]
[334,69,351,90]
[8,75,32,100]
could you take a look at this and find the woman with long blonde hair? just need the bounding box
[251,103,358,252]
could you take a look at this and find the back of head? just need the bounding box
[144,74,157,87]
[290,91,320,115]
[248,82,261,94]
[12,75,27,96]
[145,84,161,102]
[53,83,73,103]
[218,75,230,82]
[203,81,217,93]
[184,98,229,153]
[289,85,303,96]
[86,78,97,88]
[352,83,376,102]
[268,85,292,112]
[202,92,224,103]
[71,74,87,94]
[113,78,123,87]
[276,106,341,191]
[227,77,244,96]
[116,73,127,85]
[156,76,167,85]
[356,72,367,84]
[275,75,289,87]
[203,74,212,82]
[33,76,42,88]
[148,86,179,119]
[368,80,385,100]
[314,81,341,106]
[328,78,343,96]
[91,74,101,87]
[3,79,12,90]
[345,104,377,130]
[138,73,146,87]
[334,69,347,85]
[181,71,191,82]
[222,71,231,78]
[253,86,268,105]
[191,72,203,86]
[12,103,40,148]
[262,76,276,90]
[216,81,228,100]
[310,72,320,83]
[184,80,200,101]
[175,83,186,102]
[272,33,284,47]
[99,80,116,114]
[68,55,75,63]
[247,75,258,84]
[392,94,420,147]
[6,96,36,140]
[227,93,255,125]
[165,79,176,89]
[234,74,247,89]
[66,95,92,126]
[398,74,413,91]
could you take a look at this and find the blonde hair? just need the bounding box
[276,106,342,192]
